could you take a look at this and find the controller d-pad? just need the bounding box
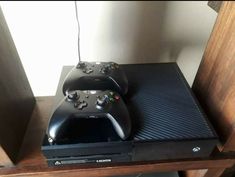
[74,100,87,110]
[83,68,93,74]
[100,67,109,74]
[78,101,87,110]
[107,63,119,70]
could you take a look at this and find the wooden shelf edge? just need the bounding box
[0,158,235,177]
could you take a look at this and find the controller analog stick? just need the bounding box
[76,62,86,68]
[97,95,108,107]
[67,91,79,101]
[100,65,110,74]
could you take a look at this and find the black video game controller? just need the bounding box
[62,62,128,96]
[47,90,131,143]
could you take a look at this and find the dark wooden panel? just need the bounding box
[186,1,235,177]
[221,163,235,177]
[0,7,36,165]
[193,1,235,152]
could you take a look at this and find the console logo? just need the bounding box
[192,147,201,152]
[96,159,112,163]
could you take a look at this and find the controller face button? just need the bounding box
[109,97,115,102]
[114,95,120,100]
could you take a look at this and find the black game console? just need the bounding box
[42,63,218,167]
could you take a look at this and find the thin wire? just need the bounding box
[74,1,81,62]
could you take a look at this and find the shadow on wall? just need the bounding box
[104,1,189,64]
[102,1,215,65]
[106,1,171,63]
[127,1,168,63]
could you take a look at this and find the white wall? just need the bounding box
[0,1,217,96]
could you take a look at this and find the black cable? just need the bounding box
[74,1,81,62]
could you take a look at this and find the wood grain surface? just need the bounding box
[186,1,235,177]
[193,1,235,152]
[0,8,36,165]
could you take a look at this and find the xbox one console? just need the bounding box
[62,62,128,96]
[42,63,218,167]
[47,90,131,142]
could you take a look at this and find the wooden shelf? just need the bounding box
[0,97,234,177]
